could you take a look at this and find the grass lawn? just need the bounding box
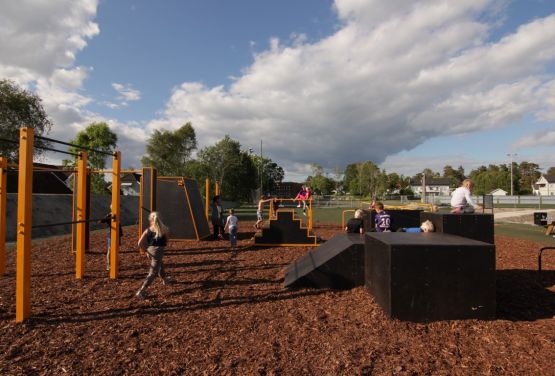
[494,222,555,245]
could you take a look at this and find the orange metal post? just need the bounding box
[205,178,209,221]
[308,200,313,230]
[16,127,33,322]
[0,157,7,275]
[110,151,121,279]
[75,152,87,279]
[215,181,219,196]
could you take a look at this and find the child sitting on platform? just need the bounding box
[397,220,435,233]
[374,202,391,232]
[451,179,482,213]
[345,209,364,234]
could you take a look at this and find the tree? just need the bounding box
[517,161,540,195]
[0,79,53,160]
[305,164,334,195]
[141,123,197,176]
[443,165,465,187]
[65,122,118,194]
[251,155,285,194]
[547,167,555,176]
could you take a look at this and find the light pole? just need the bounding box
[507,153,517,196]
[259,140,263,197]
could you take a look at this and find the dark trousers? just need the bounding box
[229,227,237,246]
[140,246,166,290]
[212,222,224,240]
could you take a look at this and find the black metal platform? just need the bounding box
[284,233,365,289]
[365,232,496,321]
[420,212,494,244]
[254,210,317,246]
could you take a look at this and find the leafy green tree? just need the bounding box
[141,123,197,176]
[443,165,465,187]
[251,155,285,194]
[0,79,53,160]
[517,161,540,195]
[65,122,118,194]
[305,164,334,195]
[546,166,555,176]
[469,164,511,195]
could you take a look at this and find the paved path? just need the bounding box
[494,209,555,219]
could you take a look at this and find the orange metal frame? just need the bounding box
[16,128,33,322]
[110,151,121,279]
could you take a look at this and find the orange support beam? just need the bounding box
[205,178,209,221]
[0,157,7,275]
[110,151,121,279]
[215,181,219,196]
[16,127,33,322]
[75,152,87,279]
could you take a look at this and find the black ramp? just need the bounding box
[284,234,365,289]
[156,179,196,239]
[183,178,210,239]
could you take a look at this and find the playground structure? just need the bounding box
[285,211,496,321]
[253,198,317,247]
[0,128,210,323]
[0,128,122,322]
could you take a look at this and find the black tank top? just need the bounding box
[146,229,167,247]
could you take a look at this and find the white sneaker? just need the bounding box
[135,290,146,299]
[162,277,173,285]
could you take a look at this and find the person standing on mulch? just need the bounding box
[224,208,239,248]
[136,211,171,299]
[98,205,123,272]
[211,195,225,240]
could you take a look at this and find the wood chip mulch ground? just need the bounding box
[0,223,554,375]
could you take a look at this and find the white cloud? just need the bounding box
[147,0,555,178]
[112,82,142,102]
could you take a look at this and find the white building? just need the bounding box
[410,178,451,197]
[534,175,555,196]
[488,188,507,196]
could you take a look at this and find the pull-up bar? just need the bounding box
[35,135,115,156]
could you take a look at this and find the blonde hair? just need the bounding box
[420,220,434,233]
[149,211,168,239]
[354,209,363,219]
[462,179,474,190]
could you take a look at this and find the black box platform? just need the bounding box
[284,233,365,289]
[420,212,494,244]
[365,232,495,321]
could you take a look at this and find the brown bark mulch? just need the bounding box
[0,224,554,375]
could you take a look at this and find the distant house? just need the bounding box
[410,178,451,197]
[534,175,555,196]
[120,173,141,196]
[488,188,507,196]
[7,163,72,194]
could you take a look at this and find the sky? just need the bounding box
[2,0,555,181]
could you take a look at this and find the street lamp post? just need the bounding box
[507,153,517,196]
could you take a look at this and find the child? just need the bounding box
[451,179,482,213]
[211,195,224,240]
[301,186,312,216]
[99,205,123,271]
[398,220,435,233]
[136,211,171,299]
[345,209,364,234]
[271,197,281,219]
[254,196,272,229]
[224,209,239,248]
[374,202,391,232]
[295,185,306,207]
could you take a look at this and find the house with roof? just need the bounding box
[120,173,141,196]
[410,178,451,197]
[534,175,555,196]
[488,188,507,196]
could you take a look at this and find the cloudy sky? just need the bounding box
[2,0,555,180]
